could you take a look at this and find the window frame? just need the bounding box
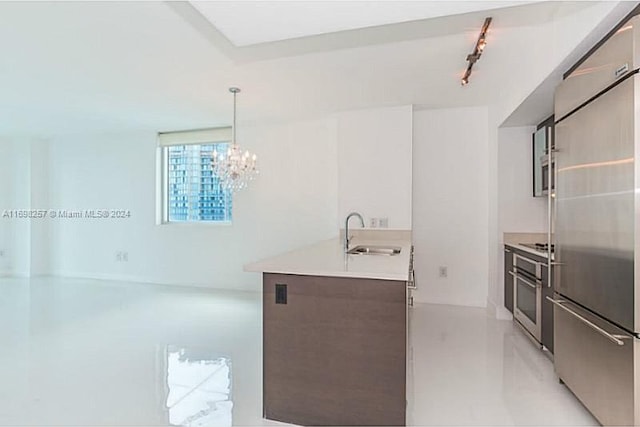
[156,129,234,226]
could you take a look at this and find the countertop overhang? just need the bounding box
[244,237,412,281]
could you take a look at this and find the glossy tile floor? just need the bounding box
[0,277,597,426]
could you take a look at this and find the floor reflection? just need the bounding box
[1,277,598,426]
[407,303,598,426]
[0,277,264,427]
[167,347,232,427]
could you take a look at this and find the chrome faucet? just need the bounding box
[344,212,365,252]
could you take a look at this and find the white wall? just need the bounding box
[12,142,31,277]
[490,125,548,317]
[497,127,547,234]
[30,139,51,276]
[0,139,33,276]
[0,139,13,274]
[412,106,489,307]
[46,118,338,291]
[336,105,412,230]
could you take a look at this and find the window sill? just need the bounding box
[159,220,233,227]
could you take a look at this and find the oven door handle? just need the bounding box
[513,253,543,278]
[509,271,539,289]
[546,297,629,346]
[514,253,543,268]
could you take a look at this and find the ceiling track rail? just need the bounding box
[461,17,492,86]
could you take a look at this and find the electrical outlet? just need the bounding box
[369,218,377,228]
[0,250,4,257]
[122,252,128,262]
[379,217,389,228]
[439,266,448,278]
[116,251,122,262]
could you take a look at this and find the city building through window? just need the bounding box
[158,128,233,224]
[163,143,232,223]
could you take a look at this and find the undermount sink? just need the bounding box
[347,245,401,256]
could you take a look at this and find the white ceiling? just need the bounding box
[190,1,538,46]
[0,1,627,137]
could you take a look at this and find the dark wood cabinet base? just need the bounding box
[263,273,407,426]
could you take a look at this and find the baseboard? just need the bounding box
[49,271,260,293]
[1,272,70,279]
[486,299,497,318]
[51,271,168,286]
[495,306,513,320]
[10,271,30,278]
[486,298,513,320]
[413,295,487,309]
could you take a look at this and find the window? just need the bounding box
[158,128,233,224]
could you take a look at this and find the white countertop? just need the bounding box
[244,237,412,281]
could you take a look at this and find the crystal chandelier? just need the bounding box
[212,87,258,192]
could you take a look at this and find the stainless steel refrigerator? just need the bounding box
[552,15,640,426]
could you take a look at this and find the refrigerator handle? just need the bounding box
[546,297,630,346]
[547,125,554,289]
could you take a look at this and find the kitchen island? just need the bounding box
[245,235,412,426]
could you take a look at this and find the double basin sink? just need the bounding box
[347,245,401,256]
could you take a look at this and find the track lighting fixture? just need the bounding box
[461,17,492,86]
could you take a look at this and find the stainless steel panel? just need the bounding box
[555,16,637,119]
[554,76,635,332]
[513,272,542,343]
[553,297,635,425]
[634,59,640,341]
[636,337,640,424]
[541,283,554,353]
[547,297,629,345]
[513,317,542,348]
[513,253,542,280]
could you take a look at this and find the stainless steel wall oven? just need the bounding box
[511,253,543,343]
